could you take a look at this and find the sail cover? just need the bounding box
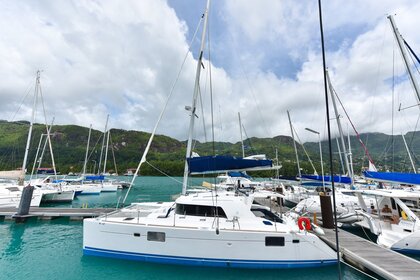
[301,174,351,184]
[363,171,420,185]
[187,155,273,174]
[85,175,105,181]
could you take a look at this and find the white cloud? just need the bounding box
[0,0,419,146]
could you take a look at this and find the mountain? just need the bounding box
[0,120,418,177]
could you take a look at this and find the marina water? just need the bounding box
[1,176,371,280]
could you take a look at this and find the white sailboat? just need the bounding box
[353,189,420,254]
[0,71,52,208]
[83,0,337,268]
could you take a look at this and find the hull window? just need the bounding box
[265,236,285,246]
[147,232,166,242]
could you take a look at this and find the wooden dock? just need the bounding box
[0,207,114,221]
[318,228,420,280]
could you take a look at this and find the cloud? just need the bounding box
[0,0,419,146]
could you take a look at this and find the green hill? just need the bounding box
[0,120,418,177]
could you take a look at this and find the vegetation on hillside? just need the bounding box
[0,121,418,177]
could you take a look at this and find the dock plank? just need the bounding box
[318,228,420,280]
[0,206,113,219]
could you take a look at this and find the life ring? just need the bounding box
[298,217,312,231]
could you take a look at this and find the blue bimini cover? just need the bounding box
[363,171,420,185]
[85,175,105,181]
[187,155,272,174]
[301,174,351,184]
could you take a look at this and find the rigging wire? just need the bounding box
[145,161,183,185]
[109,130,119,175]
[123,12,204,203]
[206,4,220,233]
[293,126,318,174]
[331,83,375,166]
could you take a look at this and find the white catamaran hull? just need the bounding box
[83,219,337,268]
[41,190,75,202]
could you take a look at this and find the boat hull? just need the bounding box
[41,190,75,203]
[83,219,337,269]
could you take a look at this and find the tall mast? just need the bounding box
[238,112,245,157]
[21,70,40,185]
[336,137,345,174]
[181,0,211,195]
[98,114,109,174]
[402,133,416,173]
[327,70,352,184]
[287,110,301,179]
[34,118,55,179]
[103,128,111,174]
[82,125,92,176]
[388,15,420,104]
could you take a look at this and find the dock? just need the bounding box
[0,207,113,221]
[318,228,420,280]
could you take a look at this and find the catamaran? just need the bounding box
[83,0,337,268]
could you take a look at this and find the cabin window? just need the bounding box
[251,208,283,223]
[292,239,300,244]
[391,198,397,210]
[147,232,165,242]
[175,204,227,218]
[265,236,285,246]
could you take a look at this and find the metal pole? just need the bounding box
[238,112,245,158]
[103,128,111,174]
[98,114,109,174]
[388,15,420,104]
[327,70,352,184]
[182,0,211,195]
[287,110,301,179]
[318,0,342,277]
[402,134,416,173]
[22,71,40,185]
[83,125,92,176]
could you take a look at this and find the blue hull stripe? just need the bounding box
[83,246,337,268]
[393,248,420,255]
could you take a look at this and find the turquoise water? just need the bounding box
[0,177,371,280]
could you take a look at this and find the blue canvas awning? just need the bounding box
[301,174,351,184]
[85,175,105,181]
[363,171,420,185]
[187,155,273,174]
[227,171,252,179]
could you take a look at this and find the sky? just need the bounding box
[1,0,420,144]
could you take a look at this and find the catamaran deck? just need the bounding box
[318,228,420,280]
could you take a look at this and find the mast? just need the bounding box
[402,133,416,173]
[103,128,111,174]
[21,70,40,185]
[336,137,345,174]
[82,125,92,176]
[110,131,118,175]
[347,128,355,185]
[98,114,109,174]
[31,134,45,179]
[181,0,211,195]
[238,112,245,157]
[327,70,352,184]
[34,118,55,179]
[287,110,301,179]
[388,15,420,104]
[44,117,57,181]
